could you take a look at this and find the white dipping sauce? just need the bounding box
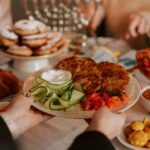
[41,69,72,84]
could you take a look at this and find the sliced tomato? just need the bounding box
[82,93,105,111]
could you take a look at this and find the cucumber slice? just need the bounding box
[59,99,69,107]
[68,84,74,90]
[36,77,47,84]
[61,91,72,101]
[54,82,73,96]
[44,93,57,108]
[69,90,85,106]
[73,82,84,92]
[40,92,53,104]
[62,82,73,91]
[54,89,64,96]
[40,96,48,104]
[47,80,73,91]
[29,83,42,92]
[50,98,67,110]
[31,86,49,102]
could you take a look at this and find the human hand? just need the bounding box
[125,11,150,40]
[1,95,52,139]
[87,107,126,140]
[79,1,105,31]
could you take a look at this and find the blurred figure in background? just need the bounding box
[0,0,149,49]
[83,0,150,49]
[0,0,12,30]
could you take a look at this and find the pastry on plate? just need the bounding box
[22,32,48,48]
[7,45,33,57]
[33,44,57,56]
[13,19,47,36]
[0,29,18,47]
[34,33,65,56]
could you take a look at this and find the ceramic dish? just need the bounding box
[0,44,68,77]
[117,123,150,150]
[141,86,150,112]
[23,66,141,119]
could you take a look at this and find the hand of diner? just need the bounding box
[87,107,126,139]
[1,95,52,138]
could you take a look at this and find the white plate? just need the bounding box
[0,44,68,60]
[117,123,149,150]
[23,67,141,119]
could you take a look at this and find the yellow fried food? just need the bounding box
[146,141,150,148]
[131,121,144,131]
[128,131,148,147]
[143,118,150,128]
[124,125,133,138]
[144,127,150,140]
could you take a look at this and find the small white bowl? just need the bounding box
[141,86,150,112]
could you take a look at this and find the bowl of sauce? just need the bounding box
[141,86,150,112]
[143,89,150,101]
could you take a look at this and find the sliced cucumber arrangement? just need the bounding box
[69,90,85,106]
[29,77,86,111]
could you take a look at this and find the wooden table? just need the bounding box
[0,38,147,150]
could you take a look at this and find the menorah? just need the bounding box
[21,0,102,32]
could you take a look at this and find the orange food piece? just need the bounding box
[106,92,129,111]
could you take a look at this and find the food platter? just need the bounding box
[23,65,141,119]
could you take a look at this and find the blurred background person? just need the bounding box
[0,0,12,30]
[1,0,150,50]
[83,0,150,49]
[0,0,25,30]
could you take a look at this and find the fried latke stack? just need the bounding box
[55,57,129,95]
[98,62,129,93]
[0,69,20,98]
[55,57,102,94]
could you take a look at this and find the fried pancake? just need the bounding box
[98,62,129,93]
[55,57,101,94]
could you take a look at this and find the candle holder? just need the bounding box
[21,0,102,32]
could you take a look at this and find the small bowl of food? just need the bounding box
[117,118,150,150]
[141,86,150,112]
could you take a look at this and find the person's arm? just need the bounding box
[0,117,17,150]
[0,0,12,30]
[69,107,125,150]
[69,131,115,150]
[0,95,51,150]
[79,0,106,31]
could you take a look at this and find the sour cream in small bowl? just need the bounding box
[41,69,72,84]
